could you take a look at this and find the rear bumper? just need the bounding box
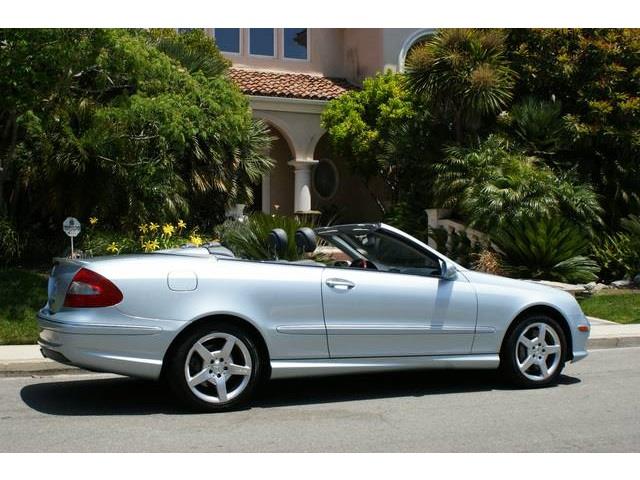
[37,307,181,379]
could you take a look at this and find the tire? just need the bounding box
[500,314,567,388]
[165,321,264,412]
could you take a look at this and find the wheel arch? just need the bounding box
[501,305,574,361]
[161,313,272,380]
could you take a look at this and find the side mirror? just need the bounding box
[440,259,458,280]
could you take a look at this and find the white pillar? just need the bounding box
[261,173,270,214]
[288,159,318,213]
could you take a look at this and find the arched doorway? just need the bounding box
[311,134,384,223]
[256,125,295,216]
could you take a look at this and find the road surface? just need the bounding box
[1,347,639,452]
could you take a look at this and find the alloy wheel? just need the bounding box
[515,322,562,382]
[184,332,253,404]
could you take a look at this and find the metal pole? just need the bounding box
[70,236,74,258]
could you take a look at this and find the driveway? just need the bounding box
[1,347,639,452]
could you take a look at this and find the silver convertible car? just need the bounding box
[38,223,590,411]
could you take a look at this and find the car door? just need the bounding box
[321,266,478,358]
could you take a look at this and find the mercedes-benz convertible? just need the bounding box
[38,223,590,411]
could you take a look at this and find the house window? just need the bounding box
[283,28,308,60]
[249,28,275,57]
[313,159,339,200]
[214,28,241,54]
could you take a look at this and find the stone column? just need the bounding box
[288,159,318,213]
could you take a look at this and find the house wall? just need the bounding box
[218,29,346,77]
[342,29,384,84]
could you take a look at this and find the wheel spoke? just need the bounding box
[518,336,534,348]
[228,363,251,376]
[220,338,235,358]
[545,345,560,354]
[519,355,536,372]
[539,360,549,378]
[194,342,214,362]
[216,376,228,402]
[188,368,211,387]
[537,324,547,344]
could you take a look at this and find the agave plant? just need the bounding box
[491,216,599,284]
[215,213,314,261]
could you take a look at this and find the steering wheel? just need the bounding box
[349,258,378,270]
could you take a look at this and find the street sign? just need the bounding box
[63,217,81,257]
[63,217,81,237]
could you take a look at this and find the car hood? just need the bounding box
[461,270,568,296]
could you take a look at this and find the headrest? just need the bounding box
[267,228,288,258]
[295,227,317,253]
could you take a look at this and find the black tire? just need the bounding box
[165,321,264,412]
[500,314,567,388]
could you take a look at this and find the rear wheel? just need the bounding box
[501,315,567,387]
[166,322,263,411]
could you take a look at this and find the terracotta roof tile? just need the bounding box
[229,68,355,101]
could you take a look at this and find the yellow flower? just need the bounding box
[189,234,203,247]
[138,223,148,234]
[162,223,175,236]
[143,239,160,252]
[89,217,98,225]
[148,222,159,232]
[106,242,119,254]
[177,219,186,230]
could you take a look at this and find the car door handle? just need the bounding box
[325,278,355,290]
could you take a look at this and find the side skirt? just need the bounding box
[270,354,500,379]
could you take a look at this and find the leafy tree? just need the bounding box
[321,72,419,214]
[405,28,516,143]
[434,135,602,233]
[0,28,272,261]
[506,28,640,226]
[492,215,600,284]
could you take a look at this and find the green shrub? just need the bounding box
[0,218,22,265]
[592,215,640,281]
[492,216,599,283]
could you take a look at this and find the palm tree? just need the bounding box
[434,135,602,232]
[405,29,516,143]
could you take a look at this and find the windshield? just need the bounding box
[319,227,441,277]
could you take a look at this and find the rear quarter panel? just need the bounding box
[86,255,328,360]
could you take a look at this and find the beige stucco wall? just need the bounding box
[342,29,383,84]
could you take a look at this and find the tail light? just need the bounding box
[64,268,123,308]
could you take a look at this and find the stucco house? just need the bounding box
[191,28,434,221]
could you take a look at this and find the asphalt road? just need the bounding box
[1,347,639,452]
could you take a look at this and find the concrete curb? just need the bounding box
[0,334,639,376]
[588,336,640,350]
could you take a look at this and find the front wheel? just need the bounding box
[166,322,263,412]
[501,315,567,388]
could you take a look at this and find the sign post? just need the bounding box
[63,217,81,258]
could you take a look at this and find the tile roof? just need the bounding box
[229,68,355,101]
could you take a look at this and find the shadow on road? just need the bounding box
[20,370,581,416]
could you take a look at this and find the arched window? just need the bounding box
[398,29,436,72]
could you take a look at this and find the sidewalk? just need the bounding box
[1,318,639,376]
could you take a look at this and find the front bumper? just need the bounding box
[570,314,590,363]
[37,307,181,379]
